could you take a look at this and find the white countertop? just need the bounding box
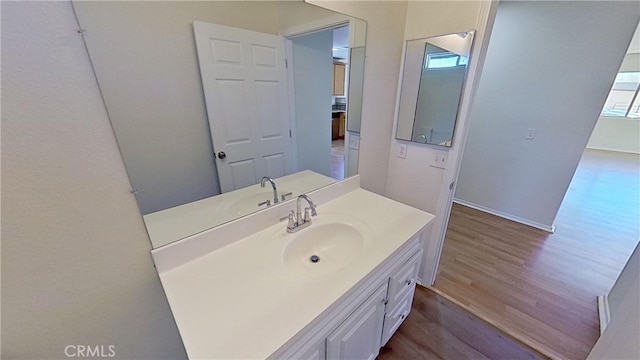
[153,181,434,359]
[143,170,335,248]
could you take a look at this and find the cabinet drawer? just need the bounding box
[381,287,415,346]
[387,250,422,311]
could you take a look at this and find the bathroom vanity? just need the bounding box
[151,176,434,359]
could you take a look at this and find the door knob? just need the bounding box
[217,151,226,159]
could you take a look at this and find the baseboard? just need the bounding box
[453,199,556,233]
[586,146,640,155]
[597,295,611,335]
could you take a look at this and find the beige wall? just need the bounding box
[387,1,484,218]
[1,2,186,358]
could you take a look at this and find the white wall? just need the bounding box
[587,244,640,359]
[73,1,341,214]
[308,0,410,195]
[587,54,640,155]
[620,52,640,72]
[292,30,333,177]
[1,2,186,358]
[455,1,640,230]
[607,243,640,323]
[587,117,640,154]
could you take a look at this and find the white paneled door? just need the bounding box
[194,21,292,193]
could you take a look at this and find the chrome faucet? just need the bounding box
[286,194,317,233]
[260,176,279,204]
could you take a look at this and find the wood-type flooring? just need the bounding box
[432,149,639,359]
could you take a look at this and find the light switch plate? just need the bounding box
[429,150,447,169]
[526,128,536,140]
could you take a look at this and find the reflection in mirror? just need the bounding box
[396,31,475,147]
[347,46,365,132]
[72,1,366,248]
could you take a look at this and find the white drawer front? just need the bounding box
[387,250,422,310]
[381,287,415,346]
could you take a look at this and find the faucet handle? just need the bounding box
[287,212,297,230]
[308,203,317,216]
[278,212,291,222]
[304,207,315,222]
[257,199,271,207]
[281,192,293,201]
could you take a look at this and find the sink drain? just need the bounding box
[309,255,320,263]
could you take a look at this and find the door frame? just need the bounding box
[420,0,500,285]
[280,14,353,175]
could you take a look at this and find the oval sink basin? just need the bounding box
[265,213,374,278]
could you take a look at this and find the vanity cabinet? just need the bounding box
[327,284,387,360]
[296,340,326,360]
[274,234,424,360]
[381,250,422,346]
[152,180,437,360]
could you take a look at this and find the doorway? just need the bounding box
[289,24,351,181]
[331,25,349,180]
[431,3,640,359]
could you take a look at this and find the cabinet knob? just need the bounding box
[405,280,412,286]
[217,151,226,159]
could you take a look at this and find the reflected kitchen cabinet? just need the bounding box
[332,112,346,140]
[333,62,346,95]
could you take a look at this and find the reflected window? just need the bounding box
[601,72,640,118]
[426,53,469,69]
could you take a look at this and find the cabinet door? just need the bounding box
[333,63,346,95]
[326,284,387,360]
[293,339,326,360]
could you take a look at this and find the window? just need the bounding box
[601,72,640,118]
[426,53,469,69]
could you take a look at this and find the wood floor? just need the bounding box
[379,286,546,360]
[432,149,640,359]
[331,139,345,180]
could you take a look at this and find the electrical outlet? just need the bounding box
[348,137,359,150]
[397,143,407,159]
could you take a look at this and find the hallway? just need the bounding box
[433,149,640,359]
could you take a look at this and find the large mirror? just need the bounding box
[72,1,366,248]
[396,31,474,147]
